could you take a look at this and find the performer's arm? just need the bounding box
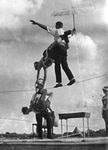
[41,89,47,101]
[36,59,43,84]
[43,68,47,86]
[26,107,32,114]
[46,93,53,112]
[36,69,40,84]
[30,20,56,37]
[64,28,76,37]
[64,30,72,36]
[71,28,76,35]
[28,93,37,114]
[30,20,47,30]
[47,92,53,97]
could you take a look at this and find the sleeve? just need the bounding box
[30,93,36,105]
[60,33,69,44]
[40,89,47,101]
[47,27,56,36]
[64,30,72,36]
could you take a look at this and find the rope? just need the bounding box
[0,117,32,123]
[0,73,108,93]
[0,117,102,130]
[0,89,34,94]
[46,73,108,89]
[77,73,108,83]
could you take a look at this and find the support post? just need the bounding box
[66,119,68,138]
[87,118,89,137]
[61,119,63,138]
[83,118,85,138]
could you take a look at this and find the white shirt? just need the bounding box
[47,27,64,41]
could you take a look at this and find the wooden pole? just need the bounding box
[73,13,75,28]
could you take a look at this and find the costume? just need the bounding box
[34,56,54,86]
[35,110,53,139]
[29,89,54,139]
[54,42,74,83]
[46,27,75,85]
[30,20,75,86]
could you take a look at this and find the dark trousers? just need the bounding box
[54,44,74,83]
[104,119,108,136]
[36,111,52,139]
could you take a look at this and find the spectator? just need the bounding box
[102,86,108,136]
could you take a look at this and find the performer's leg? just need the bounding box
[60,45,75,85]
[36,113,43,139]
[105,120,108,136]
[42,111,52,139]
[53,46,62,87]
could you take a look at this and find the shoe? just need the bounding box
[54,83,62,88]
[47,136,53,139]
[67,78,76,86]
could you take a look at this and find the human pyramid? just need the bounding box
[22,20,76,139]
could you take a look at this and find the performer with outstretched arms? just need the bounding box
[30,20,76,88]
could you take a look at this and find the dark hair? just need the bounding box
[55,21,63,29]
[22,107,28,114]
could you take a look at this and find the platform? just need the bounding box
[0,137,108,150]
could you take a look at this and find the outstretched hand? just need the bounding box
[30,20,36,25]
[72,28,76,34]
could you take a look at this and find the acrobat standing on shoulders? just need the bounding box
[30,20,76,88]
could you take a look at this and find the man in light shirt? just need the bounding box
[30,20,76,88]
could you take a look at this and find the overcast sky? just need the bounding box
[0,0,108,134]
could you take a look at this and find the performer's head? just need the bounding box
[36,78,44,90]
[55,21,63,29]
[34,61,38,70]
[102,86,108,94]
